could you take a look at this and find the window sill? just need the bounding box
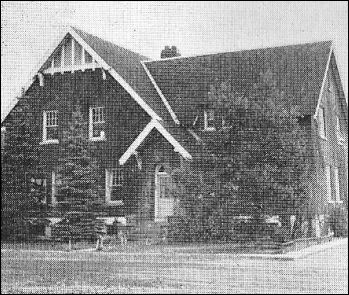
[106,200,123,206]
[40,139,59,145]
[90,137,106,142]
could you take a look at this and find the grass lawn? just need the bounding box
[1,240,347,294]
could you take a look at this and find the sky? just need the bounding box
[1,1,348,120]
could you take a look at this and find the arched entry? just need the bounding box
[154,164,174,222]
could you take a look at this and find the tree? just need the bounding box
[206,70,311,238]
[170,70,311,242]
[1,96,45,239]
[54,105,103,249]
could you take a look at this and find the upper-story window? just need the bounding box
[89,107,106,140]
[336,116,345,145]
[204,109,215,131]
[42,110,59,143]
[318,107,326,139]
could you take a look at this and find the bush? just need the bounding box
[328,207,348,237]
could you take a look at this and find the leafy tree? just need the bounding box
[206,70,311,237]
[1,96,45,239]
[171,70,311,241]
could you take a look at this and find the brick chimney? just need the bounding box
[161,45,181,59]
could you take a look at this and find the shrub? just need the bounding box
[328,207,348,237]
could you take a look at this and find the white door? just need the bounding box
[155,166,174,222]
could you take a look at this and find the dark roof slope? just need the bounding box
[145,41,332,123]
[71,27,173,122]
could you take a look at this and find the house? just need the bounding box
[1,27,347,238]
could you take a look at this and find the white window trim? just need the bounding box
[41,110,59,144]
[105,169,124,206]
[111,168,124,187]
[89,107,106,141]
[203,110,216,131]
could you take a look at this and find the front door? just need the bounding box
[155,165,174,222]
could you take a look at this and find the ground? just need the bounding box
[1,240,348,294]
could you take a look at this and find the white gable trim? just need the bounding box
[141,61,180,125]
[15,27,161,122]
[68,28,161,121]
[314,47,333,119]
[119,119,192,165]
[119,120,155,165]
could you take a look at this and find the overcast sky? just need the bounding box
[1,1,348,120]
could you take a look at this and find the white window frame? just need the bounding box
[318,107,326,140]
[204,109,216,131]
[325,165,333,203]
[41,110,59,144]
[111,168,124,187]
[89,107,106,141]
[105,169,123,206]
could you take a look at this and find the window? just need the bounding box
[43,110,58,142]
[89,107,105,140]
[111,168,124,187]
[105,168,124,204]
[334,167,341,202]
[318,107,326,139]
[336,116,345,145]
[325,165,332,202]
[204,109,215,131]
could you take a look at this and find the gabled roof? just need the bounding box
[69,27,173,123]
[2,26,174,124]
[144,41,333,124]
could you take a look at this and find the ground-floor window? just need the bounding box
[105,168,124,205]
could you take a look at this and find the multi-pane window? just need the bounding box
[105,168,124,203]
[204,109,215,131]
[111,168,124,187]
[89,107,105,139]
[44,110,58,141]
[318,107,326,139]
